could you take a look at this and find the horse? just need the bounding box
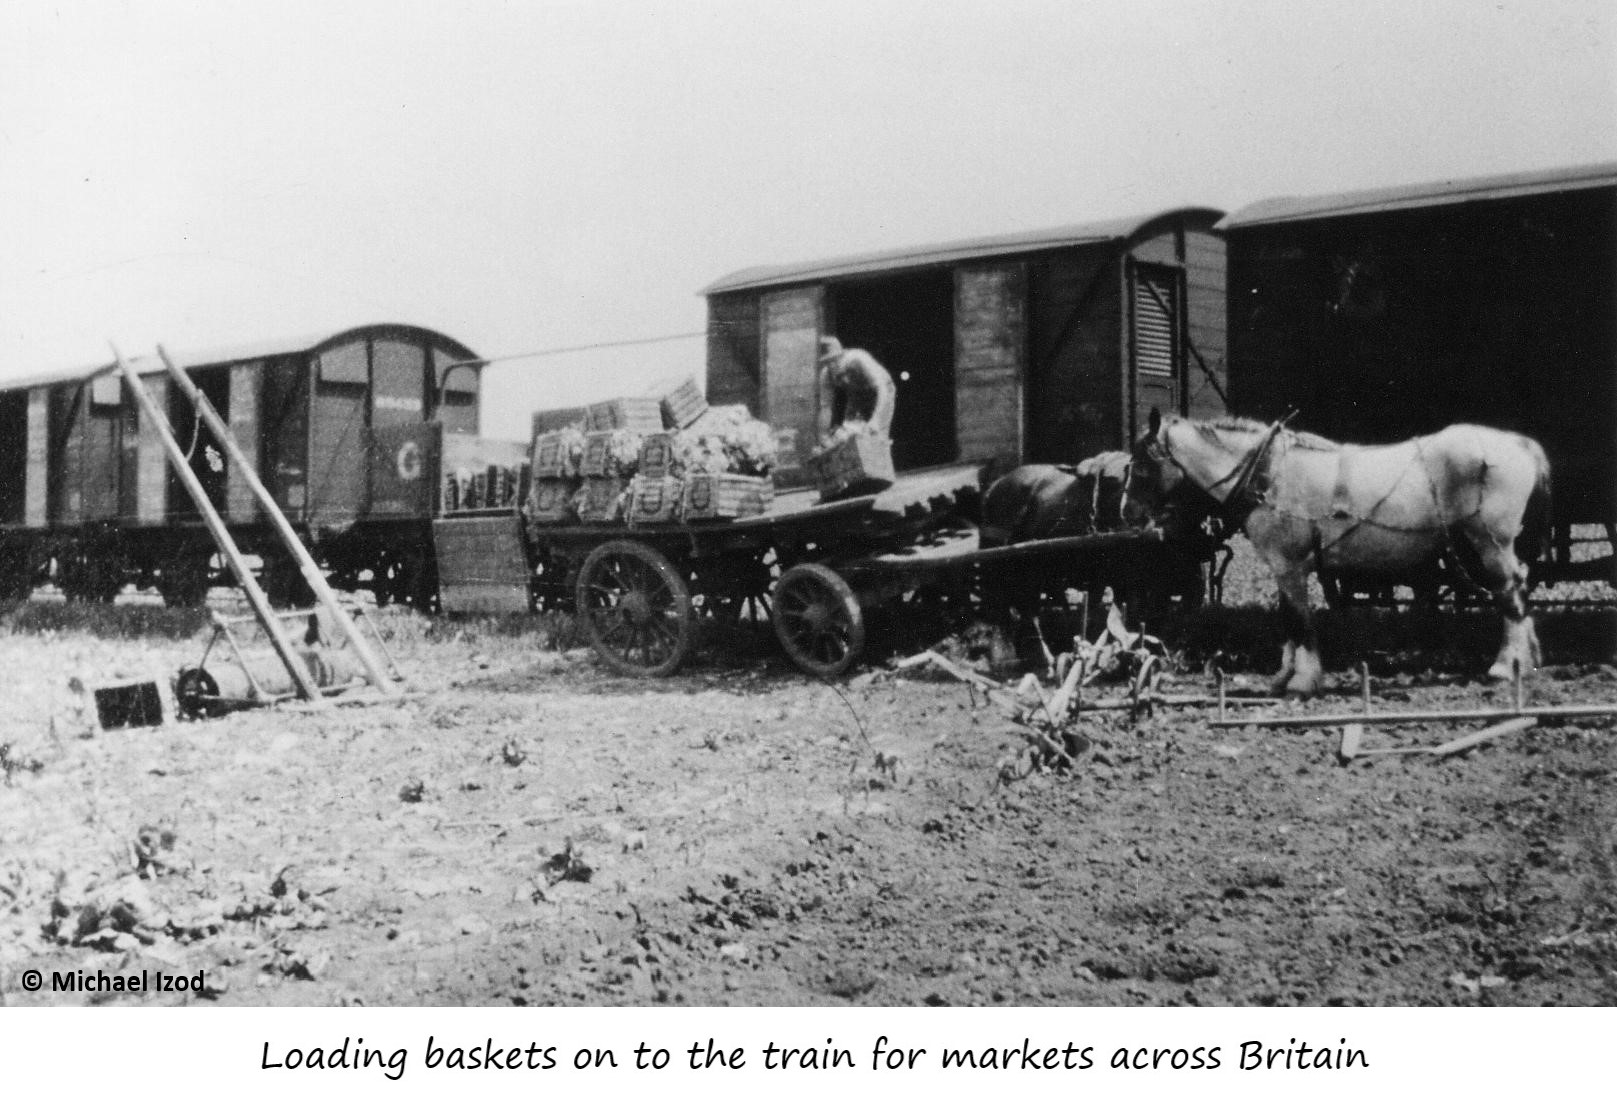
[978,452,1131,667]
[980,452,1130,547]
[1123,410,1551,697]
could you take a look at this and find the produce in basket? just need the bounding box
[536,422,589,478]
[675,407,778,478]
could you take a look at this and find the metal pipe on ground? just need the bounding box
[176,650,368,716]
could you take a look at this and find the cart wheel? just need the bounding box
[157,548,211,608]
[771,563,865,678]
[59,541,124,604]
[174,666,221,719]
[575,540,694,677]
[0,543,35,602]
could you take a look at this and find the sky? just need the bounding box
[2,0,1614,441]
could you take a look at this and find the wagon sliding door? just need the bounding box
[1128,260,1186,438]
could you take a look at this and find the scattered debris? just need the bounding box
[132,823,180,878]
[898,597,1180,774]
[0,741,45,785]
[542,839,594,886]
[1337,716,1539,766]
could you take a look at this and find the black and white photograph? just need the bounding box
[1,0,1613,1067]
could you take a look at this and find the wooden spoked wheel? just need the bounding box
[575,540,695,677]
[0,543,35,602]
[157,547,211,607]
[771,562,865,678]
[59,540,124,604]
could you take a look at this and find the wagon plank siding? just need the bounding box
[308,383,369,525]
[1027,252,1120,463]
[706,292,761,413]
[25,389,48,528]
[135,376,170,524]
[80,393,123,523]
[226,362,261,523]
[955,263,1026,472]
[118,385,139,523]
[259,359,309,518]
[50,386,85,525]
[308,338,372,525]
[761,286,822,482]
[372,339,426,427]
[1184,229,1228,419]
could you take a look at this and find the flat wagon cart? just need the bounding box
[499,463,1204,679]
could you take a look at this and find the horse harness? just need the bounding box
[1156,419,1494,587]
[1154,416,1288,538]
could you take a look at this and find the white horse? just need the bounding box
[1124,411,1551,696]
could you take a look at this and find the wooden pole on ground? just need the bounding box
[113,347,322,704]
[1214,703,1617,728]
[156,346,398,698]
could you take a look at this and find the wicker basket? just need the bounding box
[648,376,708,429]
[637,433,678,480]
[532,432,571,479]
[528,478,578,524]
[586,397,664,434]
[681,473,773,521]
[627,476,683,524]
[807,433,895,500]
[579,431,616,477]
[576,477,629,522]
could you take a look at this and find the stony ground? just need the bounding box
[1,580,1614,1008]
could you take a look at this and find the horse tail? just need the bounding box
[1514,435,1553,569]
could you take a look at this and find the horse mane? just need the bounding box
[1190,415,1338,452]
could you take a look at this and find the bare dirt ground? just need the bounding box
[2,580,1615,1008]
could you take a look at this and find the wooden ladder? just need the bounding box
[113,345,400,703]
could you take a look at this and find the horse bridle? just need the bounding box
[1148,417,1288,530]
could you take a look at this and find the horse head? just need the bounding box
[1122,408,1182,529]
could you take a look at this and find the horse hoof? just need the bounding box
[1284,677,1322,699]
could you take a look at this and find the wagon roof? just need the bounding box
[701,207,1225,295]
[1220,160,1617,230]
[0,322,478,394]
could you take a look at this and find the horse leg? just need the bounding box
[1466,534,1539,681]
[1272,570,1323,698]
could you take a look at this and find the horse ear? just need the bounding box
[1147,407,1162,437]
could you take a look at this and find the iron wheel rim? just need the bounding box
[576,540,694,677]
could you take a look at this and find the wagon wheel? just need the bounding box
[771,562,866,678]
[372,549,437,613]
[157,547,211,608]
[0,544,35,602]
[263,553,316,609]
[59,537,124,604]
[575,540,695,677]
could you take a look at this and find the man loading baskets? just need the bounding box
[816,336,896,444]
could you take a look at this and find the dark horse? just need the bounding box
[980,452,1131,546]
[1124,411,1551,696]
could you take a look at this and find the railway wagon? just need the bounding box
[1221,161,1617,587]
[702,207,1231,482]
[0,323,499,606]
